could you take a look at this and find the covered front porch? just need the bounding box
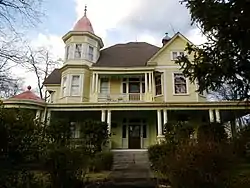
[46,102,249,149]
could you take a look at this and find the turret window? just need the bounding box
[88,46,94,61]
[74,44,82,59]
[66,46,70,60]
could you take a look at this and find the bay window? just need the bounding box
[70,75,80,96]
[62,76,67,97]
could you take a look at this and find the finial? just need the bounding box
[84,5,87,16]
[27,86,31,90]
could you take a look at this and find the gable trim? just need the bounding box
[147,32,194,64]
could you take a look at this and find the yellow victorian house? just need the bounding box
[3,9,249,150]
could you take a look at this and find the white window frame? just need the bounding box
[120,77,145,94]
[65,45,70,60]
[70,75,81,96]
[155,74,163,96]
[62,76,67,97]
[74,44,82,59]
[88,45,94,61]
[99,77,110,94]
[172,72,189,95]
[171,51,185,61]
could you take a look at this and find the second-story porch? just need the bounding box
[89,68,161,103]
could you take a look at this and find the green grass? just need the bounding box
[85,171,111,182]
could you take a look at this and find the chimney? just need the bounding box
[162,32,171,46]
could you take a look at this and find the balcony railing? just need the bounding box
[98,93,145,102]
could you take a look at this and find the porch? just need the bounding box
[90,69,161,103]
[45,103,248,149]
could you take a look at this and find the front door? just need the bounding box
[129,125,141,149]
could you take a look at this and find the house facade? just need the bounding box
[3,8,249,149]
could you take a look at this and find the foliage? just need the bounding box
[160,141,237,188]
[233,126,250,160]
[148,143,173,171]
[89,152,114,172]
[177,0,250,100]
[44,145,87,188]
[80,120,109,154]
[164,121,194,145]
[197,122,228,143]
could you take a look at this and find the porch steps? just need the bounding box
[108,150,156,187]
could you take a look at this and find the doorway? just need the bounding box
[129,124,141,149]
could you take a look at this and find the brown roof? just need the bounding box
[43,42,160,85]
[43,69,61,85]
[93,42,160,67]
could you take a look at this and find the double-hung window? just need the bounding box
[62,76,67,97]
[88,46,94,61]
[74,44,82,59]
[174,73,187,94]
[155,74,162,95]
[71,75,80,96]
[66,45,70,60]
[100,78,109,94]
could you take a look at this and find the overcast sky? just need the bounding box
[14,0,206,91]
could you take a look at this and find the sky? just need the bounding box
[14,0,207,91]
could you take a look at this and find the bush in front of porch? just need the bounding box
[148,121,248,188]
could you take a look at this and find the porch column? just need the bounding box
[157,110,163,136]
[101,110,106,122]
[91,73,95,93]
[35,109,41,120]
[95,73,99,93]
[163,109,168,125]
[107,110,111,134]
[145,73,148,92]
[215,109,221,123]
[46,110,51,125]
[149,72,152,93]
[209,109,215,122]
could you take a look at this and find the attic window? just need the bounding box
[171,51,185,60]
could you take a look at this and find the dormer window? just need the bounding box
[171,51,185,60]
[88,46,94,61]
[74,44,82,59]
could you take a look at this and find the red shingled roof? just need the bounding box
[10,86,44,103]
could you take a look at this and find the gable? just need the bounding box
[147,33,192,66]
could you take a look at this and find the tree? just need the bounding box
[0,0,43,33]
[22,47,60,100]
[177,0,250,101]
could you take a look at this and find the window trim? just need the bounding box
[155,73,163,96]
[171,51,185,61]
[61,76,68,97]
[88,45,94,61]
[120,77,145,94]
[172,72,189,95]
[70,75,81,96]
[99,77,110,94]
[74,43,83,59]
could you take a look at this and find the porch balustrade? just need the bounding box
[98,93,145,102]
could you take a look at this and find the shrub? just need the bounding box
[197,122,228,143]
[159,141,238,188]
[90,151,113,172]
[44,144,88,188]
[80,120,109,154]
[148,143,174,170]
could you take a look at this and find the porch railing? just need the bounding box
[98,93,145,102]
